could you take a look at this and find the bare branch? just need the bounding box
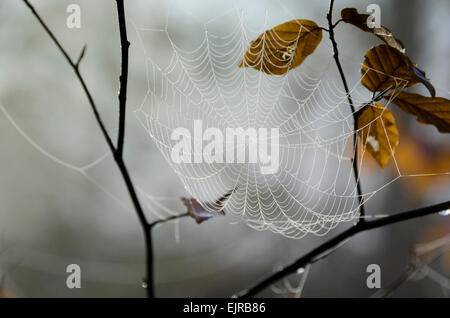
[235,200,450,297]
[149,213,189,229]
[22,0,115,153]
[372,234,450,297]
[116,0,130,157]
[23,0,154,298]
[113,0,154,298]
[75,44,87,68]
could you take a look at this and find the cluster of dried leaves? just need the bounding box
[239,7,449,169]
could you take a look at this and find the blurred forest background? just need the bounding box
[0,0,448,297]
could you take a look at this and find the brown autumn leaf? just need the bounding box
[357,102,399,169]
[386,91,450,133]
[343,8,436,97]
[341,8,406,54]
[239,19,322,75]
[181,197,224,224]
[361,44,420,93]
[181,188,235,224]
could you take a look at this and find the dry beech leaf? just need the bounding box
[180,197,223,224]
[343,8,436,97]
[341,8,406,54]
[386,91,450,133]
[239,19,322,75]
[357,103,399,169]
[361,44,420,93]
[181,188,235,224]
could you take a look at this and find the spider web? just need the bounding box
[1,2,448,243]
[129,5,427,239]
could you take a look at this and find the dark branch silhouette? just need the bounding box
[112,0,155,298]
[235,200,450,297]
[22,0,168,298]
[116,0,130,157]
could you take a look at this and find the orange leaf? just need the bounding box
[341,8,406,54]
[239,19,322,75]
[357,103,399,168]
[361,45,420,93]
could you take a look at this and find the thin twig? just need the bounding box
[332,19,343,29]
[114,157,154,298]
[327,0,366,221]
[149,213,189,229]
[75,45,87,68]
[113,0,155,297]
[235,200,450,297]
[372,234,450,297]
[116,0,130,157]
[371,264,416,298]
[22,0,115,154]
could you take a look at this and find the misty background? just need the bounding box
[0,0,449,297]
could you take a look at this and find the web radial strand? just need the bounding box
[132,9,416,239]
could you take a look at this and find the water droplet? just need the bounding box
[438,209,450,216]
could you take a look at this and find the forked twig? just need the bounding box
[22,0,174,298]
